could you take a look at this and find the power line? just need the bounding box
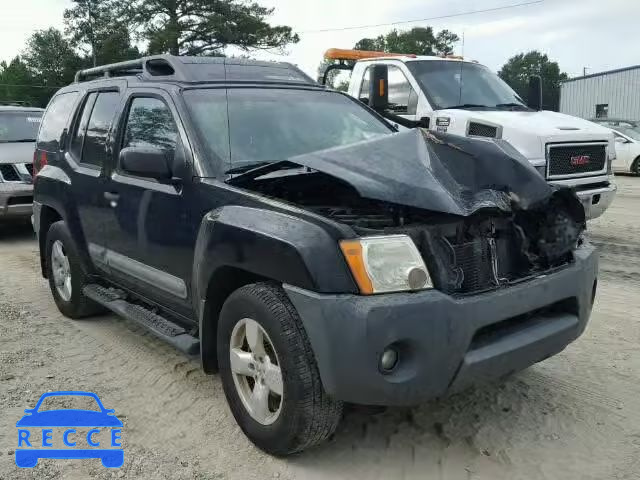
[300,0,544,33]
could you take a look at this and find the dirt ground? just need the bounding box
[0,176,639,480]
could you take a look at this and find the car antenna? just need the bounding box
[457,32,465,105]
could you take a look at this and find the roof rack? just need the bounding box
[74,55,317,86]
[74,56,181,83]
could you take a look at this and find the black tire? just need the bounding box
[217,282,343,455]
[45,221,103,319]
[632,157,640,176]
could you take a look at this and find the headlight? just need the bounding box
[339,235,432,294]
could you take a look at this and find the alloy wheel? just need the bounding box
[229,318,283,425]
[51,240,72,302]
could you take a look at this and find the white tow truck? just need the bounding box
[322,48,617,219]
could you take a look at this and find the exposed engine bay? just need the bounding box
[235,170,585,295]
[228,129,586,295]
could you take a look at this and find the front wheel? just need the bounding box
[632,157,640,176]
[217,282,343,455]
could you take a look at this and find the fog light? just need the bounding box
[379,348,398,372]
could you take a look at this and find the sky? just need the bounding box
[2,0,640,80]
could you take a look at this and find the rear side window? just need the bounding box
[69,93,98,161]
[37,92,80,152]
[123,97,178,154]
[81,91,120,167]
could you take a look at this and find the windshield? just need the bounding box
[183,88,391,172]
[0,111,42,142]
[614,125,640,141]
[406,60,527,110]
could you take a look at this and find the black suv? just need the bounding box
[33,55,598,455]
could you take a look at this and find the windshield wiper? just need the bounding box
[495,103,531,111]
[443,103,492,110]
[225,161,277,175]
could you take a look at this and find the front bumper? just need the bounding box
[575,183,617,220]
[285,245,598,406]
[0,183,33,219]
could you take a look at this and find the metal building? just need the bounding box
[560,65,640,121]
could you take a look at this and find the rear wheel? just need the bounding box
[632,157,640,176]
[45,221,103,319]
[217,282,343,455]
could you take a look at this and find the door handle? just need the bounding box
[104,191,119,208]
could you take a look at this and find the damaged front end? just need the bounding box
[228,129,586,295]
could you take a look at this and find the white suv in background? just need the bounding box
[0,105,43,221]
[591,119,640,175]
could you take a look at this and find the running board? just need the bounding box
[83,284,200,356]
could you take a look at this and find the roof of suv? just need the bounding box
[72,54,319,88]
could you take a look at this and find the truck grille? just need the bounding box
[0,164,21,182]
[547,143,607,178]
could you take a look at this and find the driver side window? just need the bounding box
[123,97,178,155]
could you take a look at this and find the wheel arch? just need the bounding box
[37,204,63,278]
[199,266,269,373]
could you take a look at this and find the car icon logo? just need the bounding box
[15,391,123,468]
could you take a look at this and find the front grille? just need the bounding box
[7,195,33,206]
[0,164,20,182]
[468,122,498,138]
[547,143,607,177]
[451,239,496,293]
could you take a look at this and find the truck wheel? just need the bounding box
[217,282,343,455]
[45,221,103,319]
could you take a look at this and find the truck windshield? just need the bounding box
[183,88,391,172]
[0,111,42,142]
[405,61,527,111]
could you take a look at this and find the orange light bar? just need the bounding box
[339,240,374,295]
[324,48,417,62]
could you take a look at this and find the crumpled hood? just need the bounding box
[0,142,35,164]
[286,129,562,217]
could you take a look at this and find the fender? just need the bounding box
[34,166,94,277]
[193,205,358,313]
[193,205,359,372]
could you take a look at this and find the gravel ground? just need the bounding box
[0,176,639,480]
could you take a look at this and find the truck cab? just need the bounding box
[327,49,617,219]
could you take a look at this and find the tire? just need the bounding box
[632,157,640,176]
[45,221,103,319]
[217,282,343,456]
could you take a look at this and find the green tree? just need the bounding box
[123,0,299,56]
[498,51,568,111]
[354,27,459,56]
[0,57,41,106]
[21,28,85,106]
[64,0,140,66]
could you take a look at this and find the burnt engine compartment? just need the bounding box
[242,170,585,295]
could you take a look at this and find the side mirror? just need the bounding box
[368,64,389,113]
[615,136,628,144]
[119,146,172,180]
[527,75,543,111]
